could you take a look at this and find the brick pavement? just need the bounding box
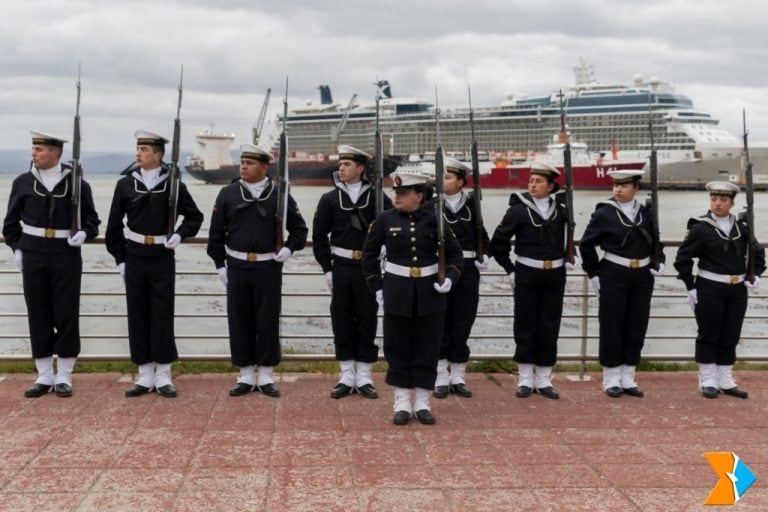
[0,371,766,511]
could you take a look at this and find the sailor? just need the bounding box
[579,169,665,398]
[490,161,573,399]
[3,131,100,398]
[105,130,203,398]
[313,145,392,399]
[428,157,490,399]
[673,181,765,399]
[362,170,463,425]
[207,144,308,398]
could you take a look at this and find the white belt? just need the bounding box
[225,246,276,262]
[125,228,167,245]
[21,225,70,239]
[385,262,439,278]
[516,256,564,270]
[698,269,746,285]
[462,250,476,259]
[331,246,363,261]
[603,252,650,269]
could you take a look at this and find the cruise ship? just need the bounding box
[278,60,768,188]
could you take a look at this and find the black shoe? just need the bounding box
[433,385,449,399]
[156,384,177,398]
[622,387,644,398]
[721,387,748,399]
[24,383,52,398]
[414,409,436,425]
[537,386,560,400]
[701,386,719,399]
[393,411,411,425]
[257,383,280,398]
[450,383,473,398]
[124,384,153,397]
[229,382,255,397]
[357,384,379,399]
[330,383,353,399]
[605,386,623,398]
[515,385,533,398]
[54,383,72,398]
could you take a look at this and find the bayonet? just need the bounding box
[70,62,82,234]
[374,81,384,214]
[743,109,757,284]
[558,90,576,265]
[468,84,485,262]
[167,65,183,236]
[434,86,446,284]
[647,96,662,271]
[275,77,290,250]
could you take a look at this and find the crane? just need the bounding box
[252,88,271,145]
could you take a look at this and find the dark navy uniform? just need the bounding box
[105,163,203,365]
[491,191,567,369]
[675,212,765,367]
[361,206,463,390]
[579,196,665,390]
[207,178,308,370]
[313,175,391,366]
[3,164,99,360]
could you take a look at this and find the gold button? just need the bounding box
[412,256,418,261]
[410,227,416,233]
[410,237,416,242]
[411,247,417,252]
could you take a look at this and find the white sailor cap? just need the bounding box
[706,181,740,197]
[607,169,644,184]
[338,145,371,164]
[30,130,67,148]
[135,130,169,147]
[391,170,431,190]
[240,144,275,164]
[530,160,560,178]
[444,157,471,179]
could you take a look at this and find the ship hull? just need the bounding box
[465,162,647,189]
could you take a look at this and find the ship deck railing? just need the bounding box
[1,238,767,374]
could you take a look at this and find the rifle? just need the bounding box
[558,90,576,265]
[434,87,446,284]
[167,66,183,236]
[743,109,757,284]
[646,98,662,271]
[275,77,290,250]
[374,81,384,214]
[70,63,82,235]
[467,85,484,262]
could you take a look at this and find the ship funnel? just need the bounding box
[319,85,333,104]
[376,80,392,99]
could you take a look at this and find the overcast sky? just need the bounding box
[2,0,767,153]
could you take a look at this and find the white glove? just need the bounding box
[433,277,453,294]
[590,276,601,298]
[273,247,292,263]
[375,289,384,312]
[14,249,23,271]
[565,255,580,271]
[118,262,126,283]
[67,230,87,247]
[164,233,182,250]
[745,276,760,289]
[687,289,698,312]
[217,267,228,287]
[324,271,333,292]
[378,245,387,260]
[650,262,665,277]
[507,272,515,289]
[474,254,490,271]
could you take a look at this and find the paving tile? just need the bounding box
[174,491,268,512]
[190,431,273,468]
[423,441,505,466]
[271,464,355,489]
[183,468,270,492]
[596,463,714,488]
[425,464,526,489]
[447,489,541,511]
[75,492,176,512]
[346,430,425,465]
[522,464,610,488]
[534,488,639,511]
[570,443,663,465]
[0,492,83,512]
[267,487,363,512]
[271,431,351,466]
[91,468,184,493]
[3,468,101,493]
[497,443,583,465]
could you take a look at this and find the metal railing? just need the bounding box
[1,238,766,372]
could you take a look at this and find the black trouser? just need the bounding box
[597,260,654,367]
[227,264,282,367]
[513,264,566,367]
[125,253,178,365]
[440,261,480,363]
[330,262,379,362]
[694,278,748,365]
[21,250,82,359]
[383,311,443,389]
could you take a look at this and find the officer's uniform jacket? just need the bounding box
[674,211,766,290]
[207,178,308,268]
[3,163,100,252]
[362,205,463,317]
[105,163,203,263]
